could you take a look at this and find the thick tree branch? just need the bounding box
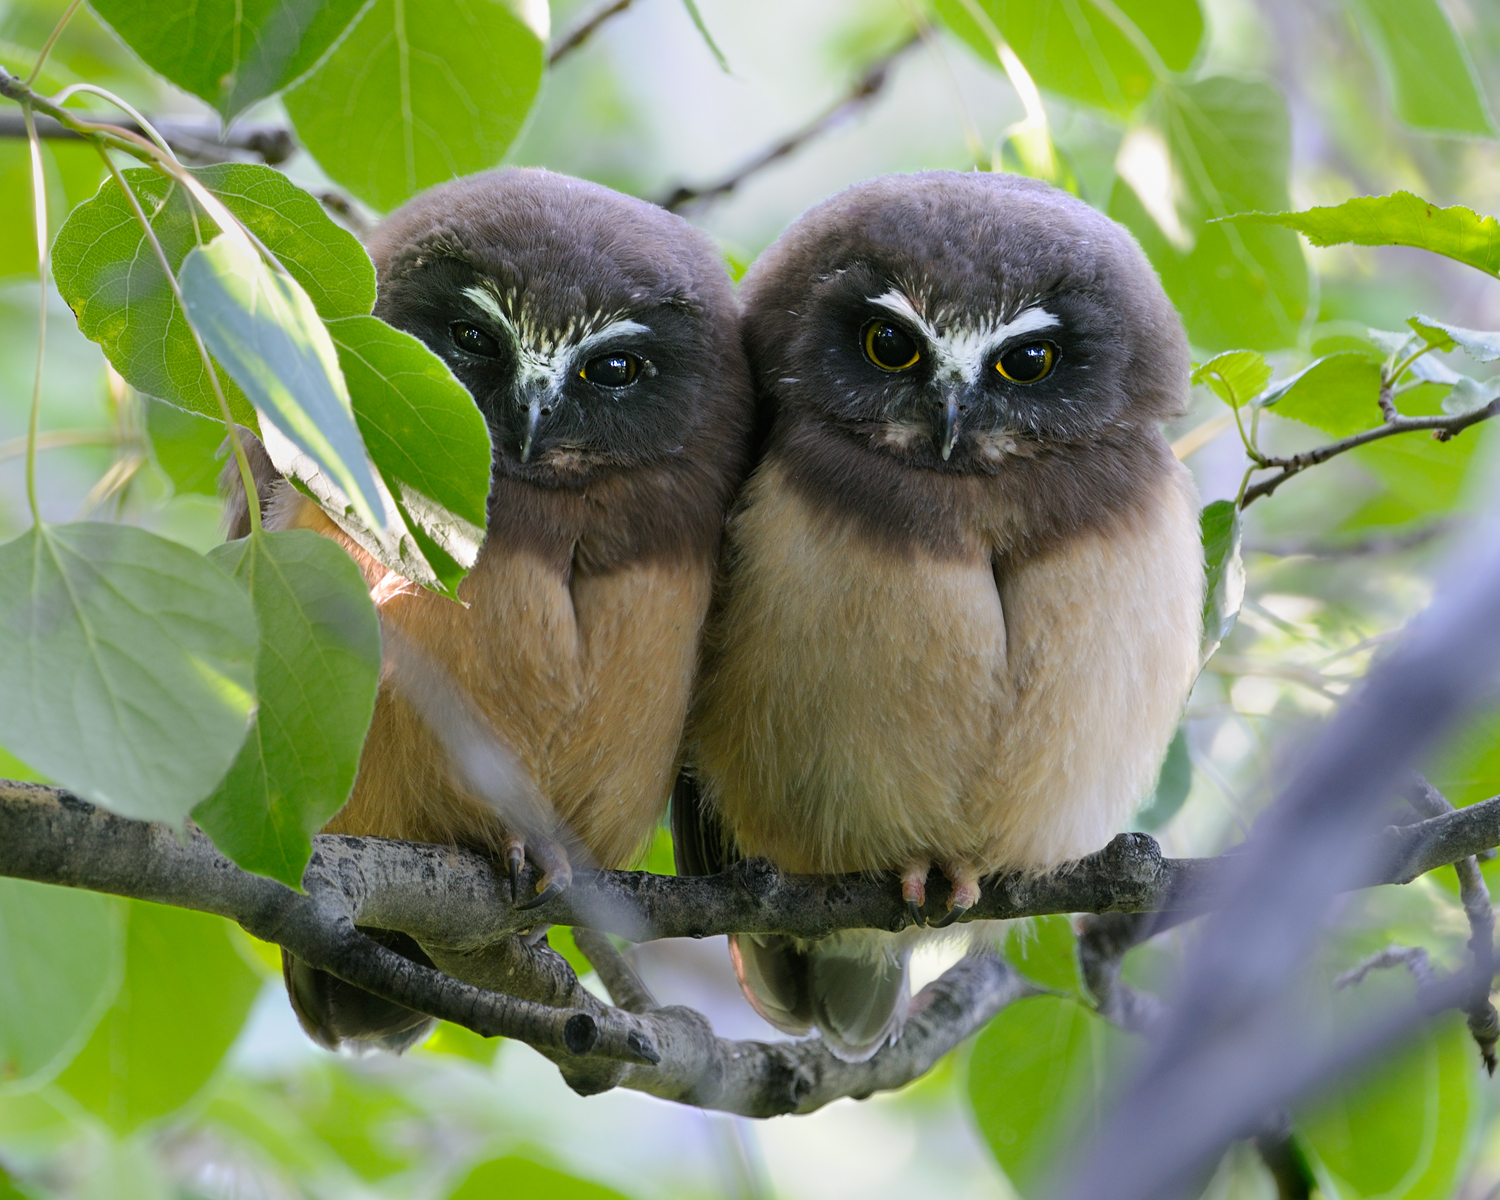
[655,32,920,213]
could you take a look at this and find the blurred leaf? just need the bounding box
[0,880,122,1089]
[291,1062,422,1180]
[1111,77,1309,351]
[678,0,729,71]
[192,530,380,888]
[0,743,48,784]
[967,995,1126,1195]
[0,139,105,281]
[283,0,546,212]
[448,1155,632,1200]
[1297,1011,1479,1199]
[1199,500,1244,664]
[1443,376,1500,415]
[1407,315,1500,363]
[1346,0,1495,137]
[55,900,260,1133]
[180,232,385,532]
[143,398,225,497]
[546,925,594,977]
[1227,192,1500,278]
[1135,726,1191,832]
[420,1022,500,1063]
[1259,352,1385,437]
[935,0,1203,116]
[1192,350,1271,409]
[1004,915,1080,994]
[328,313,493,598]
[53,163,375,425]
[89,0,365,118]
[641,822,675,874]
[0,522,256,823]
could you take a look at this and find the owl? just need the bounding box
[233,168,755,1050]
[681,171,1203,1060]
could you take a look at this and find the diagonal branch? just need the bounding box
[548,0,635,66]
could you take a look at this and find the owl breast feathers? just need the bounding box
[682,170,1203,1059]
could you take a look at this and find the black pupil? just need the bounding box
[585,354,635,387]
[452,323,499,357]
[1001,342,1051,382]
[869,323,917,369]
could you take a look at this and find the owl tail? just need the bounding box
[281,930,435,1053]
[730,930,911,1063]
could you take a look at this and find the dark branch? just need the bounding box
[548,0,635,65]
[0,110,296,164]
[655,32,920,212]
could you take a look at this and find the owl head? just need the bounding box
[366,168,744,488]
[740,171,1188,474]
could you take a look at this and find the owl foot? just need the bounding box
[502,836,526,904]
[901,860,931,927]
[931,865,981,929]
[516,833,573,911]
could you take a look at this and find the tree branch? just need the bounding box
[0,111,296,164]
[655,32,920,213]
[548,0,635,66]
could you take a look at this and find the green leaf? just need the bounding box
[55,901,261,1133]
[329,313,493,596]
[1225,192,1500,279]
[1135,725,1191,832]
[144,398,226,497]
[283,0,547,212]
[1297,1011,1479,1199]
[192,530,380,888]
[1407,315,1500,363]
[934,0,1203,116]
[1192,350,1271,409]
[1259,352,1385,437]
[1110,77,1310,352]
[88,0,366,118]
[0,522,257,824]
[179,232,385,532]
[678,0,730,71]
[967,995,1126,1196]
[1199,500,1243,665]
[448,1156,632,1200]
[1443,377,1500,416]
[1346,0,1495,137]
[53,163,376,425]
[0,139,105,281]
[0,879,122,1089]
[1005,915,1080,995]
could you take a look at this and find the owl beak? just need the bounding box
[937,393,961,462]
[519,392,550,463]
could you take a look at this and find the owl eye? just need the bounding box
[580,352,640,388]
[862,321,921,372]
[995,341,1057,384]
[451,322,500,358]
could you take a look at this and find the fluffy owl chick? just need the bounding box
[683,171,1203,1061]
[241,168,754,1050]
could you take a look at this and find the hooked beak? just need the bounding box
[519,393,549,463]
[937,392,960,462]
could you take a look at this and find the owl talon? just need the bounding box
[901,860,930,928]
[503,838,525,905]
[518,880,565,911]
[907,898,924,928]
[932,866,981,928]
[931,902,971,929]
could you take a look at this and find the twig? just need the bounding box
[1246,518,1458,560]
[1403,773,1498,1070]
[0,110,296,164]
[1076,912,1166,1033]
[574,927,659,1013]
[1242,399,1500,507]
[656,32,921,213]
[548,0,634,66]
[1335,944,1439,991]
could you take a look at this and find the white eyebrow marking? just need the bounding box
[867,289,1060,384]
[462,284,507,325]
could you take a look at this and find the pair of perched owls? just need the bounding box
[239,168,1203,1062]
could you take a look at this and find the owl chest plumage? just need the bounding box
[690,448,1203,876]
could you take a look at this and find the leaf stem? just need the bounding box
[21,101,46,525]
[24,0,82,86]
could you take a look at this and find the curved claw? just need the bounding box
[505,842,525,905]
[931,902,971,929]
[907,898,925,928]
[517,880,566,911]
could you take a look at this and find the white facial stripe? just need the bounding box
[459,287,650,394]
[867,290,1060,384]
[569,318,651,364]
[461,284,507,326]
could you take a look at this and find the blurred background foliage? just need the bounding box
[2,0,1500,1196]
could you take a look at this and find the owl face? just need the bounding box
[368,169,734,487]
[742,172,1187,475]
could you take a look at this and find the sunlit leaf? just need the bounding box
[0,139,105,281]
[448,1156,633,1200]
[1135,726,1191,832]
[1227,192,1500,278]
[1443,377,1500,416]
[53,163,375,425]
[1192,350,1271,409]
[1111,77,1309,351]
[0,522,257,824]
[0,879,122,1090]
[89,0,366,118]
[1407,315,1500,364]
[1199,499,1243,664]
[1297,1011,1480,1199]
[1346,0,1496,137]
[1005,915,1080,995]
[283,0,547,212]
[1259,352,1385,437]
[935,0,1203,116]
[180,232,385,531]
[55,902,261,1133]
[192,530,380,889]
